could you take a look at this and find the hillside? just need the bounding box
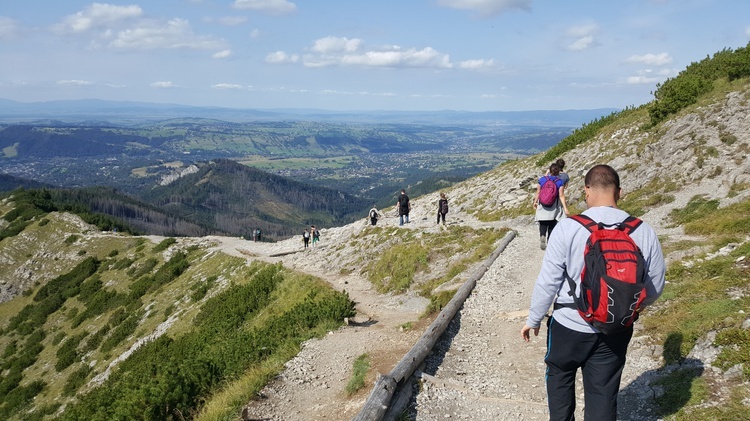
[240,54,750,419]
[141,159,370,239]
[0,208,356,420]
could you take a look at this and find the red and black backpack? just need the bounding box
[557,214,647,335]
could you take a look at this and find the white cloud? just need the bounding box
[625,68,675,85]
[109,18,226,50]
[233,0,297,15]
[564,23,599,51]
[270,37,495,70]
[205,16,247,26]
[213,49,232,58]
[250,28,261,38]
[437,0,531,18]
[57,79,94,86]
[567,36,594,51]
[0,16,20,40]
[55,5,226,51]
[151,81,175,88]
[626,76,661,85]
[624,52,673,66]
[334,47,452,69]
[459,58,495,69]
[265,50,299,63]
[293,38,456,69]
[212,83,246,89]
[57,3,142,33]
[312,36,362,54]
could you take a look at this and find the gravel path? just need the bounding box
[409,219,665,420]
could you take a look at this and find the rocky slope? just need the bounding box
[239,86,750,420]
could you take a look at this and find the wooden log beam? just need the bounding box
[351,230,517,421]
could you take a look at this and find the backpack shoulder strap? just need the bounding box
[569,214,598,233]
[619,216,643,234]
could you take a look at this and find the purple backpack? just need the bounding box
[538,176,560,207]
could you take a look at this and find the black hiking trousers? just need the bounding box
[539,219,557,239]
[545,316,633,421]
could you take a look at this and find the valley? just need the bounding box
[0,115,583,239]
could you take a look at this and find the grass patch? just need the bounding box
[654,366,708,417]
[669,195,720,227]
[682,198,750,236]
[671,387,750,420]
[195,341,301,421]
[640,239,750,417]
[363,226,507,295]
[713,328,750,379]
[474,201,534,222]
[728,181,750,198]
[643,241,750,359]
[367,242,429,293]
[345,353,371,396]
[424,290,455,315]
[660,239,706,257]
[618,177,677,217]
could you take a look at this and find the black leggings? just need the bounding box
[437,212,446,224]
[539,220,557,239]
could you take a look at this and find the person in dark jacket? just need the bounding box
[437,192,448,225]
[397,189,410,226]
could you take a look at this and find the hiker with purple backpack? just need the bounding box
[533,162,569,250]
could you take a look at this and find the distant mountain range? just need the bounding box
[0,98,617,126]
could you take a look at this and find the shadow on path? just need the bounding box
[618,332,704,420]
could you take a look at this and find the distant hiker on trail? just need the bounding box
[368,206,380,226]
[437,192,448,225]
[311,225,319,248]
[521,164,666,421]
[302,228,310,249]
[397,189,411,226]
[254,228,262,242]
[534,163,569,250]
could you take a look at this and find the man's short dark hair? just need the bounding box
[585,164,620,190]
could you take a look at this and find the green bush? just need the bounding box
[152,237,177,253]
[55,333,87,372]
[82,325,111,353]
[536,107,638,166]
[648,42,750,126]
[60,265,355,421]
[63,365,92,397]
[112,257,134,270]
[0,380,46,419]
[126,257,158,278]
[100,312,142,353]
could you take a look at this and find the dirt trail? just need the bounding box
[209,211,668,420]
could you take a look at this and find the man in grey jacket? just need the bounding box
[521,164,666,421]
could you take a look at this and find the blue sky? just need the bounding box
[1,0,749,112]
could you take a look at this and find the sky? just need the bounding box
[1,0,750,112]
